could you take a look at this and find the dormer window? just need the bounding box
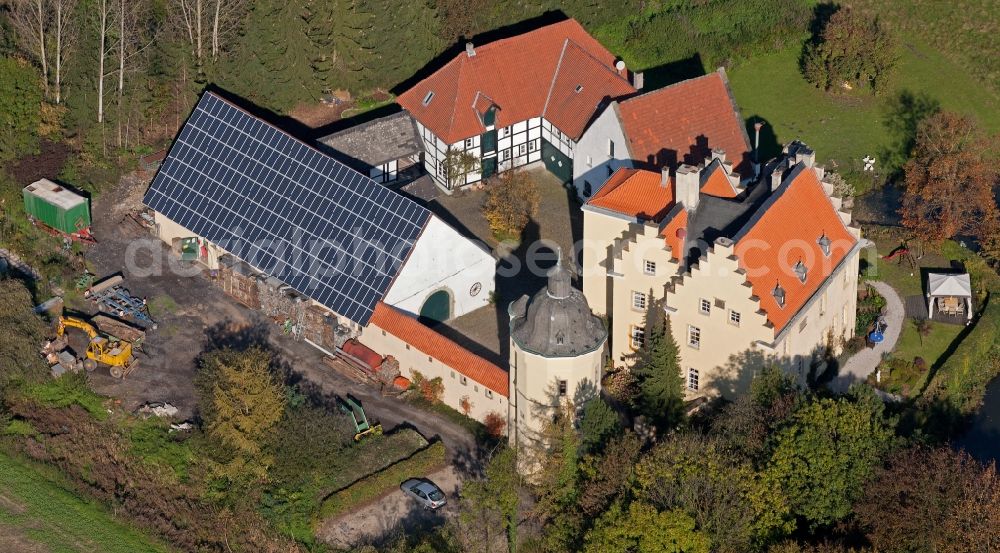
[422,91,434,106]
[793,259,807,283]
[818,232,831,256]
[773,282,786,308]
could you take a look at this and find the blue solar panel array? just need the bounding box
[143,92,431,325]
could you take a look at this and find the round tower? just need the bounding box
[508,255,607,461]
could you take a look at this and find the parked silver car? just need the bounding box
[400,478,447,509]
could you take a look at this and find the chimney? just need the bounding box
[711,148,726,164]
[660,166,670,188]
[633,71,644,90]
[771,166,784,192]
[753,122,764,162]
[675,164,700,211]
[466,42,476,57]
[794,145,815,167]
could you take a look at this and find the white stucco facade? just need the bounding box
[572,104,632,200]
[383,215,496,320]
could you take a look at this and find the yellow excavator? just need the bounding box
[55,316,138,378]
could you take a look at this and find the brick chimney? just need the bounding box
[675,164,700,211]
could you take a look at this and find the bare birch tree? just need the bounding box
[170,0,247,64]
[95,0,111,123]
[10,0,50,97]
[51,0,78,104]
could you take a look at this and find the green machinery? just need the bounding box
[337,395,382,441]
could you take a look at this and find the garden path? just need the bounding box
[829,281,905,393]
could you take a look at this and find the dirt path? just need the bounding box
[315,466,462,548]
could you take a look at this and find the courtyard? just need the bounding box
[424,167,584,365]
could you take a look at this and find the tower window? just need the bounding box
[644,260,656,275]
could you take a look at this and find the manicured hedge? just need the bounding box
[315,440,447,522]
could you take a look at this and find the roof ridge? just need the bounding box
[541,38,571,119]
[619,70,723,106]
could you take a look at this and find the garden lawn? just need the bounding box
[0,452,171,552]
[893,320,964,369]
[727,39,1000,191]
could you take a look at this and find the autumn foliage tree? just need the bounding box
[483,169,540,240]
[855,446,1000,552]
[899,111,1000,246]
[801,5,897,94]
[197,347,286,486]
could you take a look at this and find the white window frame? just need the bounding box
[631,290,647,311]
[699,298,711,315]
[729,309,741,326]
[630,326,645,350]
[528,139,538,153]
[687,368,700,391]
[464,138,473,149]
[643,260,656,276]
[687,325,701,349]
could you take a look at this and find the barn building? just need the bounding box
[143,91,507,422]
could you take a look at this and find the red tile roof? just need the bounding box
[700,160,740,198]
[735,167,856,333]
[398,19,635,145]
[660,207,689,261]
[617,70,752,176]
[369,302,509,396]
[587,168,675,220]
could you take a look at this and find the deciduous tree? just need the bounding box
[802,5,897,94]
[483,169,539,240]
[0,57,42,160]
[583,501,710,553]
[765,389,894,529]
[459,446,521,553]
[899,111,999,246]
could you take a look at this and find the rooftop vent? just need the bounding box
[574,84,583,93]
[793,259,808,283]
[773,282,786,308]
[422,91,434,106]
[818,232,831,256]
[52,186,64,192]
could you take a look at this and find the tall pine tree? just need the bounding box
[631,293,685,430]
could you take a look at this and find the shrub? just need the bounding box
[482,170,539,241]
[410,370,444,404]
[484,411,507,438]
[855,286,887,335]
[23,372,108,420]
[317,441,447,520]
[802,5,898,95]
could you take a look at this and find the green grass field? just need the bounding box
[727,38,1000,191]
[0,452,170,552]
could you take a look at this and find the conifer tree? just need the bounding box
[631,294,685,430]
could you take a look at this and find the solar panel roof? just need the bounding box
[143,91,431,325]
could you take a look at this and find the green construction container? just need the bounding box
[22,179,91,235]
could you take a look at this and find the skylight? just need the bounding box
[422,91,434,106]
[574,84,583,93]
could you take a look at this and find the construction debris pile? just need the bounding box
[215,254,353,351]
